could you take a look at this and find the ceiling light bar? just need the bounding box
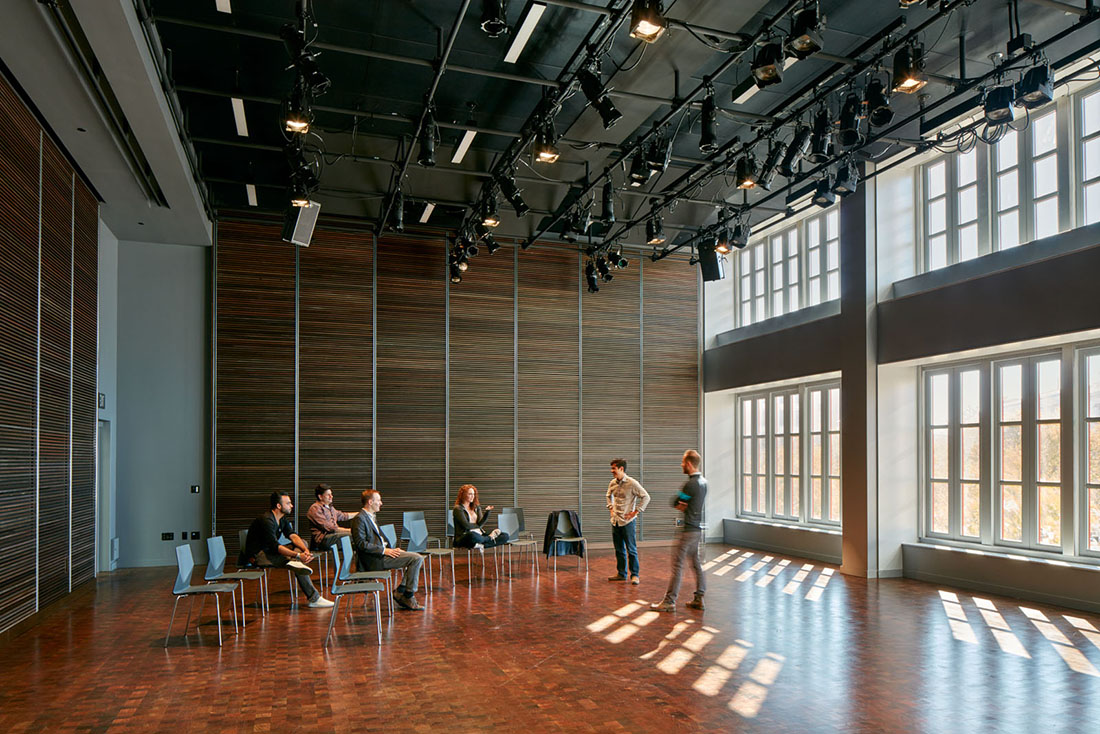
[215,0,232,13]
[245,183,257,206]
[420,202,436,223]
[231,97,249,137]
[504,2,546,64]
[451,130,478,164]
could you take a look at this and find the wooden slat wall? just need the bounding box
[0,79,42,630]
[449,247,515,531]
[215,222,296,559]
[581,261,642,542]
[517,248,580,536]
[375,234,446,540]
[298,228,374,514]
[642,260,700,540]
[38,137,73,607]
[71,182,98,586]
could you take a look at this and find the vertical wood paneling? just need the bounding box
[38,137,72,607]
[518,248,580,532]
[215,221,296,559]
[642,260,700,540]
[581,262,641,541]
[0,76,42,629]
[375,234,446,540]
[71,182,97,585]
[449,247,515,527]
[298,228,374,509]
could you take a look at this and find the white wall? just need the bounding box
[703,388,736,542]
[875,162,917,291]
[97,219,119,571]
[116,240,208,567]
[876,363,920,573]
[703,269,734,348]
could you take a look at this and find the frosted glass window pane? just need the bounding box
[807,218,820,245]
[959,224,978,261]
[1032,111,1056,156]
[961,370,981,423]
[1001,484,1023,541]
[774,396,785,432]
[788,231,798,255]
[740,250,751,269]
[930,373,949,425]
[812,436,822,474]
[996,129,1017,171]
[773,292,784,315]
[962,483,981,537]
[1035,197,1059,239]
[1000,364,1022,422]
[1090,423,1100,484]
[772,263,783,284]
[1001,426,1022,482]
[808,248,821,277]
[928,198,947,234]
[742,302,752,325]
[775,477,785,515]
[998,211,1020,250]
[932,482,949,534]
[742,400,752,431]
[827,241,838,270]
[928,234,947,270]
[809,278,821,305]
[928,161,946,198]
[788,287,799,312]
[931,428,949,478]
[827,210,838,240]
[1085,182,1100,226]
[1033,155,1057,198]
[997,171,1018,210]
[1091,487,1100,551]
[755,297,765,321]
[1089,355,1100,418]
[790,435,800,473]
[1085,90,1100,135]
[958,148,977,185]
[1085,137,1100,182]
[1038,485,1060,546]
[756,398,766,434]
[958,185,977,223]
[1037,424,1060,483]
[772,237,783,261]
[812,478,823,519]
[791,394,800,428]
[811,391,822,432]
[827,272,839,301]
[755,270,765,293]
[829,479,840,522]
[961,426,980,481]
[829,388,840,431]
[1037,359,1060,420]
[787,260,798,285]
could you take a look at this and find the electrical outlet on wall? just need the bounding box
[191,531,200,540]
[161,532,173,541]
[190,485,200,494]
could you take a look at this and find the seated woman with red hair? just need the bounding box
[452,484,511,549]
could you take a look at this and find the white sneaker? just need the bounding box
[308,597,335,608]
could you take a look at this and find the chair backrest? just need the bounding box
[205,536,228,580]
[400,511,425,540]
[446,512,455,538]
[556,511,578,537]
[380,523,397,548]
[174,544,196,594]
[329,542,343,595]
[337,535,356,580]
[498,512,520,538]
[503,507,526,533]
[406,518,430,553]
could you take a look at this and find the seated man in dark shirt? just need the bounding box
[243,491,333,608]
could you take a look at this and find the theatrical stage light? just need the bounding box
[498,172,530,217]
[481,0,508,37]
[892,43,927,94]
[645,135,672,174]
[730,220,751,249]
[419,109,438,167]
[629,149,652,187]
[284,84,311,134]
[786,4,823,60]
[629,0,666,44]
[984,85,1016,125]
[735,154,758,189]
[757,139,786,190]
[778,125,811,177]
[533,117,560,163]
[646,215,665,246]
[807,108,833,164]
[813,176,836,208]
[865,79,894,127]
[596,257,613,283]
[585,261,600,293]
[393,189,405,232]
[481,197,501,228]
[699,86,718,154]
[751,42,785,88]
[602,180,616,224]
[832,160,860,196]
[577,66,622,130]
[837,93,863,149]
[1016,64,1053,109]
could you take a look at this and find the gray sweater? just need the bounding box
[676,473,707,529]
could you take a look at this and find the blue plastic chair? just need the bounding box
[499,512,538,577]
[164,544,238,647]
[380,523,398,549]
[400,511,441,547]
[407,517,454,589]
[323,542,384,647]
[337,534,394,616]
[205,536,265,623]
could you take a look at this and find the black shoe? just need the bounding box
[608,575,627,582]
[686,595,705,611]
[393,591,413,610]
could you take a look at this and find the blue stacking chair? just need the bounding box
[407,516,454,590]
[323,541,384,647]
[164,544,238,647]
[498,512,539,577]
[337,534,394,616]
[205,536,266,624]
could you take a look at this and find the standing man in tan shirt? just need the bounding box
[606,458,650,585]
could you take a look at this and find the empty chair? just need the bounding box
[205,536,265,624]
[502,507,536,542]
[548,511,588,574]
[337,534,394,617]
[400,511,441,547]
[323,541,384,647]
[406,516,454,590]
[165,544,238,647]
[380,523,398,549]
[498,512,538,577]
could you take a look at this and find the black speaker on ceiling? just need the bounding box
[281,202,321,246]
[697,244,725,282]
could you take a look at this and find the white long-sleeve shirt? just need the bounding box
[606,474,650,526]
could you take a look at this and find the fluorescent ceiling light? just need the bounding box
[231,97,249,137]
[451,130,477,164]
[245,183,257,207]
[504,3,546,64]
[419,202,435,223]
[215,0,232,13]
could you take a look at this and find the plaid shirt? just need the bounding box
[606,475,650,526]
[307,501,353,546]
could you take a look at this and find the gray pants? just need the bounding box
[663,528,705,603]
[256,550,321,603]
[383,550,425,595]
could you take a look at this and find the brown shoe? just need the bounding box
[631,576,640,585]
[608,575,627,582]
[650,599,675,612]
[685,595,705,611]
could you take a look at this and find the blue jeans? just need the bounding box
[611,522,639,578]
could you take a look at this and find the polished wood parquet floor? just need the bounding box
[2,544,1099,733]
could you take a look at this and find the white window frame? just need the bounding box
[921,148,991,271]
[1074,81,1100,227]
[1078,346,1100,559]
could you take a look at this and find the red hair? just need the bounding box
[454,484,479,509]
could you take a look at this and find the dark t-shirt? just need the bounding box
[244,512,295,560]
[677,474,707,529]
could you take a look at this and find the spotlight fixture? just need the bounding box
[484,234,500,255]
[497,171,530,217]
[280,25,330,95]
[730,220,751,249]
[1016,64,1053,109]
[607,248,628,269]
[757,139,786,190]
[696,238,725,282]
[813,176,836,208]
[807,108,833,164]
[629,149,652,187]
[466,241,480,258]
[585,260,600,293]
[837,93,864,149]
[751,41,785,88]
[735,154,758,189]
[865,78,894,127]
[449,258,463,283]
[480,0,508,37]
[596,257,613,283]
[290,180,311,208]
[898,0,922,7]
[892,43,927,94]
[984,85,1016,125]
[786,3,823,60]
[715,228,731,254]
[645,134,672,174]
[602,180,616,224]
[646,214,666,245]
[577,66,622,130]
[699,85,718,154]
[832,159,860,196]
[533,116,560,163]
[777,125,811,177]
[418,107,438,167]
[394,189,405,232]
[284,83,311,134]
[481,197,501,228]
[629,0,666,44]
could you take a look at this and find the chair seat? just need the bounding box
[177,582,238,595]
[507,538,538,546]
[210,570,265,581]
[558,536,585,542]
[423,548,453,556]
[344,570,390,581]
[333,581,385,595]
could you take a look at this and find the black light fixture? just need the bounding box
[533,116,560,163]
[484,233,500,255]
[596,256,613,283]
[284,82,311,134]
[865,78,894,127]
[837,92,864,149]
[832,159,860,196]
[786,3,823,60]
[394,189,405,231]
[751,41,785,89]
[607,247,628,269]
[585,260,600,293]
[699,85,718,154]
[730,220,751,249]
[290,179,311,208]
[497,171,530,217]
[481,196,501,228]
[646,214,665,245]
[480,0,508,37]
[757,139,786,190]
[418,107,438,167]
[984,85,1016,125]
[892,43,927,94]
[807,108,833,164]
[735,154,758,189]
[1016,64,1053,109]
[602,180,616,224]
[280,24,330,95]
[577,66,622,130]
[449,257,463,283]
[645,134,672,174]
[778,125,811,177]
[629,0,666,44]
[629,149,652,187]
[813,176,836,208]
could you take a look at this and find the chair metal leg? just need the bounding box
[230,588,239,633]
[184,596,196,636]
[373,590,381,645]
[215,593,223,647]
[164,596,182,647]
[323,596,342,648]
[450,553,456,587]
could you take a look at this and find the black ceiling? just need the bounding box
[147,0,1092,249]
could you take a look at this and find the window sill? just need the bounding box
[734,515,842,535]
[914,538,1100,570]
[713,300,841,348]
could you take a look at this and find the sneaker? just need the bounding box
[608,575,627,582]
[686,596,705,611]
[308,597,335,608]
[651,599,675,613]
[631,576,640,585]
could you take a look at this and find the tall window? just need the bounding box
[922,149,985,271]
[993,129,1021,251]
[1080,86,1100,226]
[737,381,840,528]
[925,368,985,539]
[1083,350,1100,554]
[805,209,839,305]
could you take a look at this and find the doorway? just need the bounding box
[97,420,112,574]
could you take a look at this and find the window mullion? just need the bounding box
[950,368,961,538]
[980,363,993,545]
[1023,357,1037,548]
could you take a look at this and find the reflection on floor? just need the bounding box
[2,543,1099,731]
